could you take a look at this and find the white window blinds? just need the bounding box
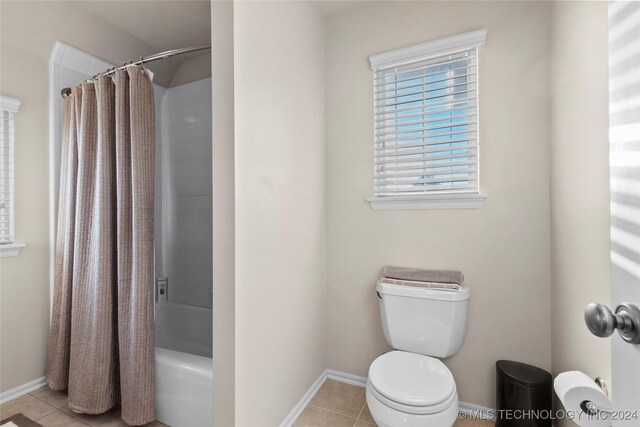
[370,30,486,202]
[0,96,20,244]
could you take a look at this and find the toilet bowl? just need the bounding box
[366,351,459,427]
[366,280,470,427]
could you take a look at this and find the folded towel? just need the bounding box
[378,277,461,291]
[382,266,464,285]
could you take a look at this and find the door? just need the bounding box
[609,1,640,424]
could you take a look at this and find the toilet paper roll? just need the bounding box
[554,371,612,427]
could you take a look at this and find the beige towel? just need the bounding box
[379,277,461,291]
[382,266,464,285]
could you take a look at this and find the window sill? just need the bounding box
[367,193,487,211]
[0,243,26,258]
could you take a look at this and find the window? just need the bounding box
[0,95,24,257]
[368,29,487,210]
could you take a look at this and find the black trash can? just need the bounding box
[496,360,552,427]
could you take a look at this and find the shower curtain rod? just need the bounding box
[60,44,211,98]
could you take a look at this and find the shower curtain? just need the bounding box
[46,66,155,426]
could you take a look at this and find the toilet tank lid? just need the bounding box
[377,280,470,302]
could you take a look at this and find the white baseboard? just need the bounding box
[0,377,46,404]
[326,369,366,387]
[281,369,496,425]
[280,372,328,427]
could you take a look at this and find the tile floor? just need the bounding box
[1,380,494,427]
[293,379,495,427]
[0,386,168,427]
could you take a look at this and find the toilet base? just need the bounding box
[365,386,459,427]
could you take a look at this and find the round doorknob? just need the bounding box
[585,302,640,344]
[584,303,617,337]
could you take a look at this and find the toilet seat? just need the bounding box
[367,351,457,415]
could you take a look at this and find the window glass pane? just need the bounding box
[0,105,15,243]
[373,47,479,197]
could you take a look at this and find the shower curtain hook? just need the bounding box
[139,56,152,80]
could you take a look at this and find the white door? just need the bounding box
[609,1,640,424]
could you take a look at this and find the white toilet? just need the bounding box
[366,280,471,427]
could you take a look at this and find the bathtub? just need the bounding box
[155,301,213,427]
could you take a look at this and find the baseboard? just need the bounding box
[0,377,46,405]
[282,369,496,425]
[280,371,328,427]
[326,369,367,387]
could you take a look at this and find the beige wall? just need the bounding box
[549,2,611,422]
[0,0,170,394]
[211,1,235,425]
[325,1,552,408]
[233,1,326,425]
[0,45,52,393]
[1,0,613,421]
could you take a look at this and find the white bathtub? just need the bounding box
[155,301,213,427]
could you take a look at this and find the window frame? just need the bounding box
[0,95,25,257]
[367,29,488,210]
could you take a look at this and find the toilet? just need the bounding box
[366,279,471,427]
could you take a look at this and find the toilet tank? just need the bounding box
[377,280,470,358]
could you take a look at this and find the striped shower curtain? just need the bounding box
[46,66,155,426]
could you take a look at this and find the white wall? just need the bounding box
[158,78,213,308]
[234,1,326,425]
[549,3,611,423]
[325,1,552,408]
[211,1,235,425]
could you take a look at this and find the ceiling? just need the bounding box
[72,0,367,86]
[74,1,211,87]
[74,1,210,52]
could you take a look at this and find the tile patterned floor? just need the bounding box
[294,379,495,427]
[1,380,494,427]
[0,386,168,427]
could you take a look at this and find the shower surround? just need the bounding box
[156,78,213,309]
[154,76,213,427]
